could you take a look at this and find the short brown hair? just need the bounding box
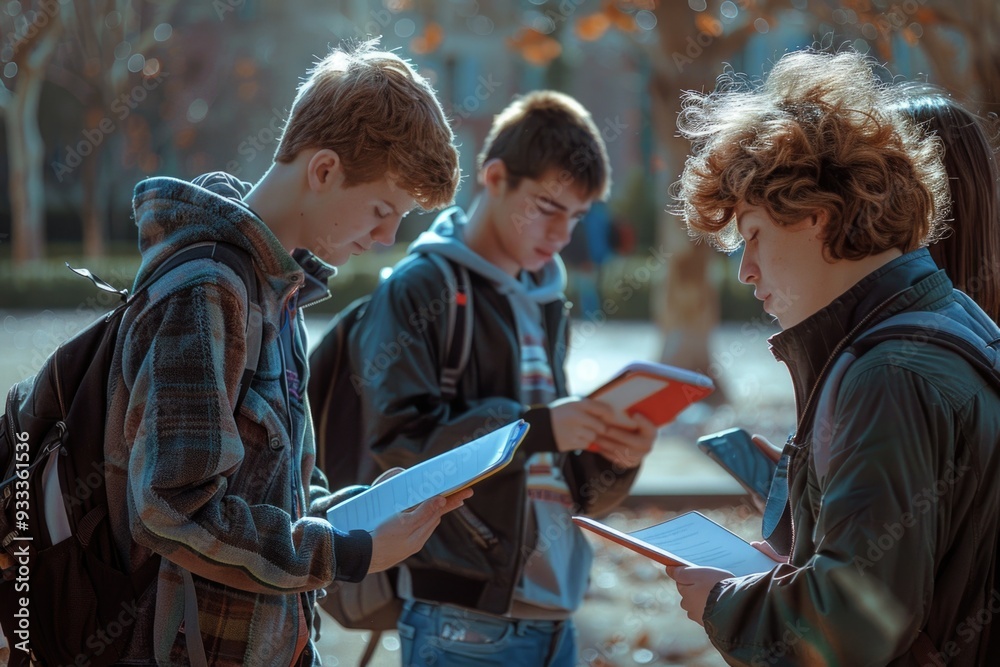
[275,40,460,210]
[477,90,610,200]
[673,50,950,260]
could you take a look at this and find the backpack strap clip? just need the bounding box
[66,263,130,303]
[423,254,473,402]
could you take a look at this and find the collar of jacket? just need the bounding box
[131,176,305,307]
[768,247,952,422]
[291,247,335,308]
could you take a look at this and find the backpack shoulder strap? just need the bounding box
[136,241,263,415]
[817,313,1000,663]
[849,311,1000,391]
[812,310,1000,481]
[422,254,473,402]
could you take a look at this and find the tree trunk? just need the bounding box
[81,126,106,258]
[645,3,757,398]
[9,71,47,265]
[7,6,63,265]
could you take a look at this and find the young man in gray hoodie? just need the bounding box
[349,91,657,666]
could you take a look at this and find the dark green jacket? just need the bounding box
[705,249,1000,666]
[349,253,639,615]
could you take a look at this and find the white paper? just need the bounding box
[594,375,670,413]
[630,512,776,577]
[326,420,528,532]
[610,361,714,389]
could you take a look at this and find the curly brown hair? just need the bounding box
[274,39,460,210]
[673,50,950,260]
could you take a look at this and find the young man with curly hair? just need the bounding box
[668,49,1000,666]
[349,90,656,666]
[97,41,466,666]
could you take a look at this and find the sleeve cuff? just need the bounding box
[332,528,373,583]
[519,406,557,455]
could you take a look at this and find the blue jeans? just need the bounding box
[398,600,576,666]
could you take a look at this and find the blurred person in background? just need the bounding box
[898,84,1000,323]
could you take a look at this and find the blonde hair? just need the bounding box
[275,40,460,210]
[673,50,950,260]
[477,90,610,200]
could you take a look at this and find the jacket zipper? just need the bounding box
[771,288,911,558]
[278,288,303,518]
[278,286,308,666]
[53,344,66,418]
[454,506,499,550]
[289,302,309,517]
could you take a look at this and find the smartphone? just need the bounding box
[696,428,777,505]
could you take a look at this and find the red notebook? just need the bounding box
[588,361,714,427]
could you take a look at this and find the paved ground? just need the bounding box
[0,310,795,666]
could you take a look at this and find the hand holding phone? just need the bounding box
[696,428,778,506]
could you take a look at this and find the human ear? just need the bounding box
[306,149,343,193]
[812,209,835,262]
[481,158,508,197]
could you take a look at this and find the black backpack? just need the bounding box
[0,242,262,667]
[307,253,472,661]
[309,252,473,491]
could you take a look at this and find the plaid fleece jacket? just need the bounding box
[103,174,371,666]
